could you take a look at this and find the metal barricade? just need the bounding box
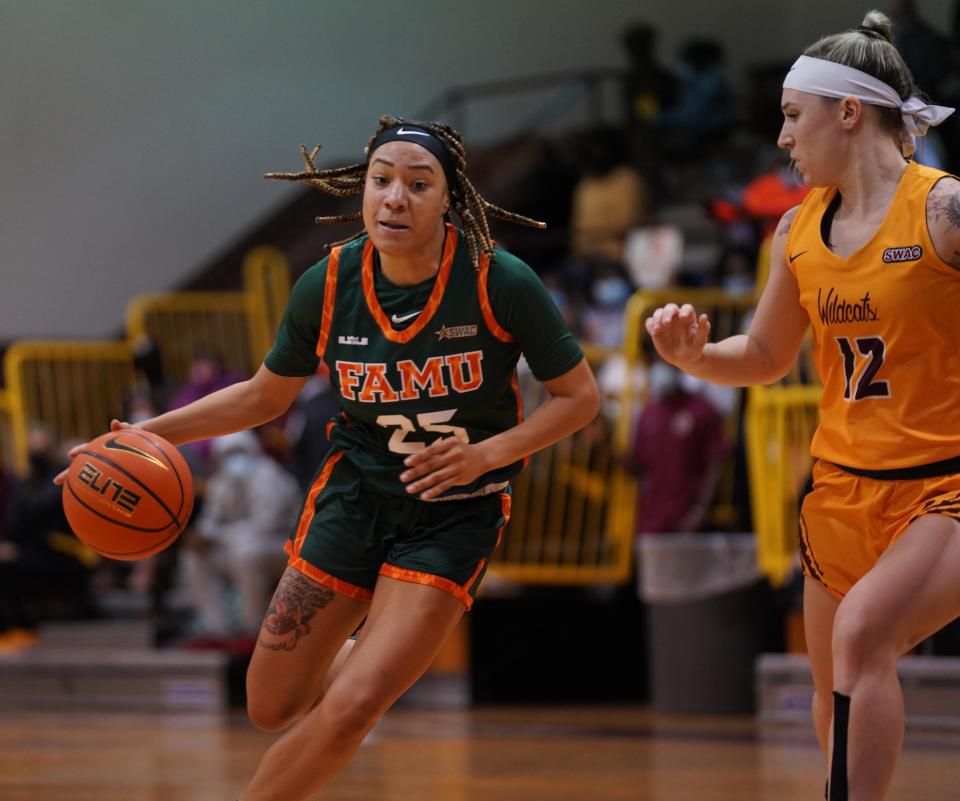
[125,292,256,386]
[125,250,291,386]
[0,391,15,474]
[619,289,758,528]
[3,341,136,473]
[243,245,291,362]
[746,384,821,586]
[490,345,633,583]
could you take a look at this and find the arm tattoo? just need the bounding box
[776,207,798,239]
[258,568,337,652]
[927,183,960,270]
[928,188,960,227]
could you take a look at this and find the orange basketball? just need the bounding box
[62,429,194,560]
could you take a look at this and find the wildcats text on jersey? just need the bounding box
[336,351,485,402]
[817,287,879,325]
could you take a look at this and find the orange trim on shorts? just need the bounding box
[284,450,372,601]
[378,562,483,610]
[495,491,512,549]
[290,451,344,559]
[378,492,511,610]
[361,224,457,343]
[477,252,514,343]
[315,247,341,361]
[284,541,374,601]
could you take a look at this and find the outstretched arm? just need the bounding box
[400,358,599,500]
[133,363,309,446]
[54,364,309,485]
[646,206,810,386]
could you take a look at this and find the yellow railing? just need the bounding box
[0,391,15,473]
[3,341,136,473]
[620,288,758,525]
[490,345,634,583]
[125,292,258,385]
[747,383,821,586]
[244,245,291,361]
[1,249,290,475]
[125,252,292,386]
[617,288,821,587]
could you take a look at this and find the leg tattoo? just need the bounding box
[258,570,337,652]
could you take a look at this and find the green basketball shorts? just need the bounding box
[284,450,511,609]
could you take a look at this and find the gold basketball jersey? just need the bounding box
[786,161,960,470]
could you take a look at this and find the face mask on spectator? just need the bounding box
[222,452,252,479]
[592,277,631,307]
[648,362,681,399]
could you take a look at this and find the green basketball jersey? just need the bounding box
[265,224,583,498]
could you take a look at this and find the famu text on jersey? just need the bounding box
[336,351,484,402]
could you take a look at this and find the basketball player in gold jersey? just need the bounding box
[647,11,958,801]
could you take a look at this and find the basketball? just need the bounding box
[62,428,194,560]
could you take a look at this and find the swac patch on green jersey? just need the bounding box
[265,224,582,498]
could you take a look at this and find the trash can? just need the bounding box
[638,532,765,714]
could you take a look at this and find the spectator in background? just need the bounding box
[891,0,956,169]
[0,425,96,645]
[621,22,677,188]
[566,127,650,296]
[627,360,727,534]
[581,263,634,348]
[656,38,733,157]
[180,430,301,645]
[284,366,340,493]
[168,350,242,476]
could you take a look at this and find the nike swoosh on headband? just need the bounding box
[396,127,431,137]
[104,436,167,469]
[391,310,422,323]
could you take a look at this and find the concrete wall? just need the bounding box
[0,0,953,339]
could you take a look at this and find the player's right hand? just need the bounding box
[53,419,131,486]
[645,303,711,368]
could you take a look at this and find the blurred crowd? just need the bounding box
[3,3,960,652]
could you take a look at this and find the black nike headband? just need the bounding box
[366,124,457,191]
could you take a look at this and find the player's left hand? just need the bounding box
[400,437,488,500]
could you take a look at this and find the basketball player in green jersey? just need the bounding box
[60,116,599,800]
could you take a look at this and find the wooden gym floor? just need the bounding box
[2,705,959,800]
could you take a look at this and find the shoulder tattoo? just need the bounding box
[928,185,960,228]
[776,207,799,239]
[927,180,960,269]
[258,568,338,652]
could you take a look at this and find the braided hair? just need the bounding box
[264,115,546,268]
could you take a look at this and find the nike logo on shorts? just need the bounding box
[391,310,422,323]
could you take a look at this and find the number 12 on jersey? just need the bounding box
[377,408,470,454]
[836,335,890,401]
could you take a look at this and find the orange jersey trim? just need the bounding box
[477,252,514,343]
[361,224,457,343]
[315,247,341,361]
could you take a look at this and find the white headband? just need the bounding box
[783,55,954,137]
